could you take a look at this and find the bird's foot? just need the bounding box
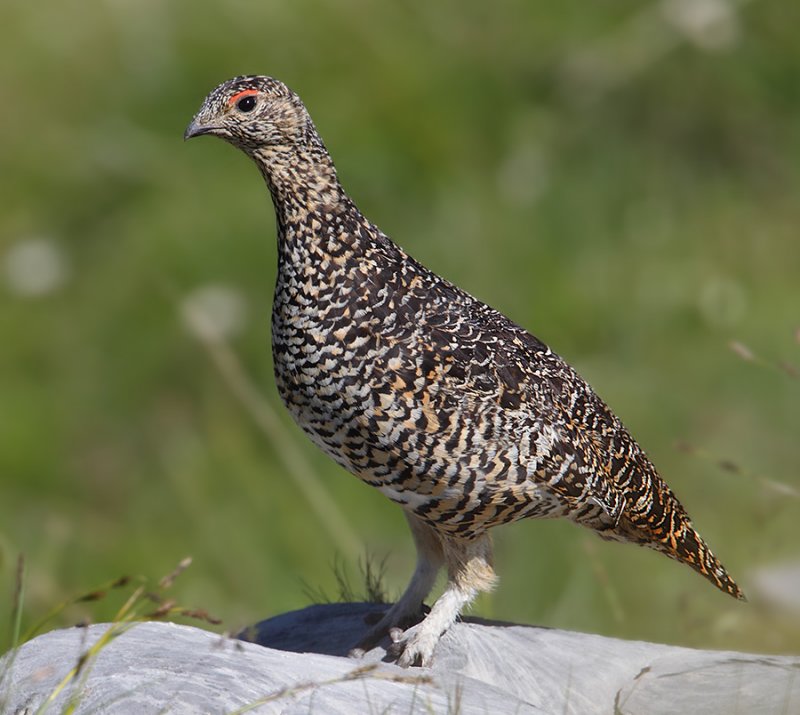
[348,605,428,660]
[386,621,439,668]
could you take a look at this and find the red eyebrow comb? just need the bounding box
[228,89,259,106]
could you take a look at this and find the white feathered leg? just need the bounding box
[390,532,496,667]
[350,513,444,656]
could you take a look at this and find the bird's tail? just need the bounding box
[615,482,746,601]
[659,522,746,601]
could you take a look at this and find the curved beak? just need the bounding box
[184,119,215,141]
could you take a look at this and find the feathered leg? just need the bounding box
[389,532,496,667]
[350,512,444,657]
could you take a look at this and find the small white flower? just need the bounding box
[661,0,740,51]
[752,561,800,613]
[180,283,248,341]
[3,237,69,298]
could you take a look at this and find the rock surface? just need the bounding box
[2,602,798,714]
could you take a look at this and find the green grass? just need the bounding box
[1,0,799,657]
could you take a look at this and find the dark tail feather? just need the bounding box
[665,523,746,601]
[614,500,746,600]
[610,462,747,601]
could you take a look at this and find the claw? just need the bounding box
[387,640,403,659]
[350,602,430,658]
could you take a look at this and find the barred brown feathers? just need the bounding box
[186,76,744,666]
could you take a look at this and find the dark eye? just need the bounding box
[236,95,257,113]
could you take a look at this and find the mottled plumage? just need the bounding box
[185,76,744,666]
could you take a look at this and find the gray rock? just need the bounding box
[2,603,798,714]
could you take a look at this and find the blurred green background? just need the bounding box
[1,0,798,655]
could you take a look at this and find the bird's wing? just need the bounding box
[384,268,632,531]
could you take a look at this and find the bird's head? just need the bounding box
[184,76,313,155]
[185,75,342,210]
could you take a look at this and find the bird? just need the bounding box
[185,75,745,667]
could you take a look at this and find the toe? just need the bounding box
[389,627,404,643]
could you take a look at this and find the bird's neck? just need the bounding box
[254,144,350,234]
